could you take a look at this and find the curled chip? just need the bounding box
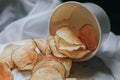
[59,49,90,59]
[54,27,90,59]
[34,39,47,54]
[49,36,67,58]
[58,58,72,77]
[55,35,81,51]
[56,27,86,49]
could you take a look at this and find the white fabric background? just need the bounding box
[0,0,120,80]
[0,0,61,44]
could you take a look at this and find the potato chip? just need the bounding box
[58,38,81,51]
[30,67,64,80]
[49,38,67,58]
[0,62,13,80]
[77,24,98,51]
[59,49,90,59]
[59,58,72,77]
[0,44,19,68]
[12,41,37,70]
[56,27,85,48]
[34,39,47,54]
[32,60,66,78]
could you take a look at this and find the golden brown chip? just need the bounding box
[32,55,54,73]
[34,39,47,54]
[59,58,72,77]
[0,44,19,68]
[0,62,13,80]
[56,27,85,48]
[12,41,37,70]
[45,43,52,55]
[54,34,89,59]
[59,49,90,59]
[30,67,65,80]
[76,24,98,51]
[36,55,57,63]
[32,60,66,78]
[34,53,72,77]
[58,38,82,51]
[49,38,67,58]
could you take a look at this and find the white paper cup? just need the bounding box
[49,1,110,61]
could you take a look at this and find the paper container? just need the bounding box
[49,1,110,61]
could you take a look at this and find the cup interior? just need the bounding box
[49,2,101,61]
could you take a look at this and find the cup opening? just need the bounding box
[49,2,101,61]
